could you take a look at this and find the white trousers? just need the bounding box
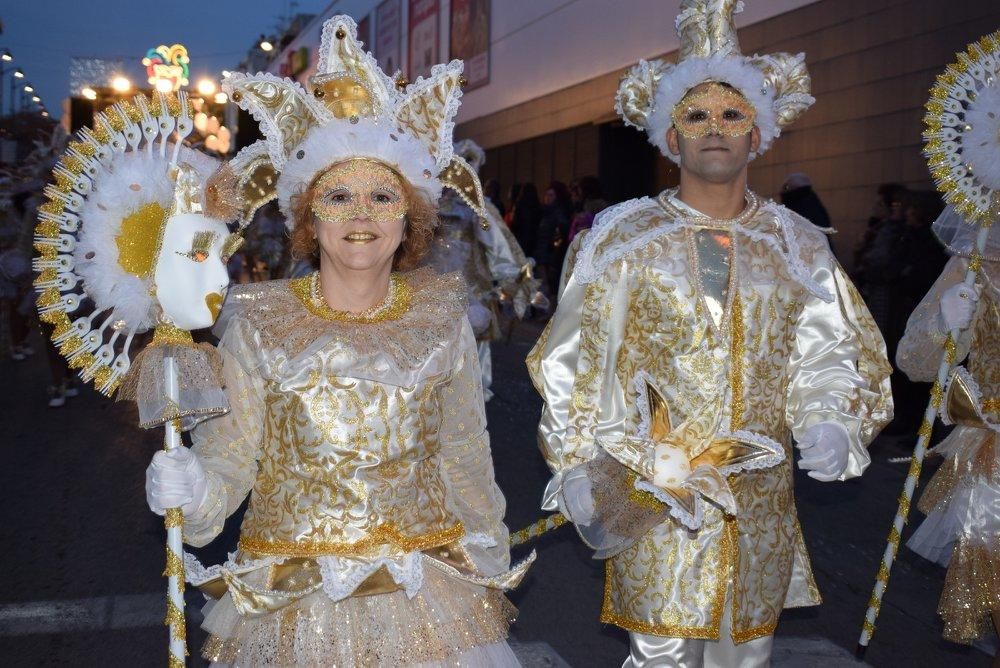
[622,589,773,668]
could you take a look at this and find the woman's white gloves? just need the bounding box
[796,421,850,482]
[939,282,979,332]
[145,447,208,516]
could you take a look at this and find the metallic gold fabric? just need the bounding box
[528,192,892,639]
[184,269,512,575]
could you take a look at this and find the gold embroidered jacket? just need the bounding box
[183,269,512,578]
[527,191,893,642]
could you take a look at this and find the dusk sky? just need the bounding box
[2,0,332,118]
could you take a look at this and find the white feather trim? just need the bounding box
[965,82,1000,191]
[73,147,219,331]
[275,117,442,225]
[645,55,779,164]
[454,138,486,173]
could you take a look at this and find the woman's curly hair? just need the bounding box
[288,163,438,271]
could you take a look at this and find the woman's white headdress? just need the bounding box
[223,15,486,227]
[616,0,814,163]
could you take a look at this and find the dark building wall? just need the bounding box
[459,0,1000,267]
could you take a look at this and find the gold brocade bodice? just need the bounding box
[238,368,462,557]
[193,269,474,559]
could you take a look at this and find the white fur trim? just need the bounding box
[275,117,442,225]
[454,138,486,172]
[645,55,779,164]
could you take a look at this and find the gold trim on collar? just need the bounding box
[289,271,412,323]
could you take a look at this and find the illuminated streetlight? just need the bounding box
[155,79,174,93]
[259,35,274,52]
[213,92,228,104]
[1,49,12,63]
[41,111,49,117]
[23,84,33,93]
[111,76,131,93]
[196,79,217,96]
[13,68,24,78]
[31,95,40,103]
[81,87,97,100]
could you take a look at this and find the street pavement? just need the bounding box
[0,318,993,667]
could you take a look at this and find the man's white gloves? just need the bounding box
[796,421,850,482]
[145,447,208,516]
[939,282,979,333]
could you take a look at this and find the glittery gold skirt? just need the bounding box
[908,427,1000,643]
[200,563,517,666]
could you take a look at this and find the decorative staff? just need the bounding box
[33,91,251,666]
[857,30,1000,658]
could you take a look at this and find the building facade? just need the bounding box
[263,0,1000,264]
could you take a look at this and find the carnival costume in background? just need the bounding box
[425,138,541,401]
[856,30,1000,653]
[32,91,245,664]
[162,17,529,665]
[528,1,892,664]
[899,217,1000,644]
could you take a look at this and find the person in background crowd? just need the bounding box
[504,182,522,228]
[1,194,33,363]
[887,190,948,434]
[534,181,573,299]
[853,183,909,294]
[856,183,910,344]
[485,178,506,218]
[780,172,832,232]
[566,175,607,246]
[512,182,542,258]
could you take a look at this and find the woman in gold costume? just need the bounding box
[144,16,529,666]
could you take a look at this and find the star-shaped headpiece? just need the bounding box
[223,15,486,227]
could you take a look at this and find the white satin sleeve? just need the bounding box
[784,253,894,480]
[527,236,629,510]
[897,256,972,382]
[184,318,266,547]
[438,320,511,575]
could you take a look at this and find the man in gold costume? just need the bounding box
[527,2,893,665]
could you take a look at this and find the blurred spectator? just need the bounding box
[887,190,948,434]
[567,176,608,245]
[512,183,542,257]
[780,173,831,231]
[0,221,32,361]
[853,183,908,292]
[534,181,573,297]
[856,183,909,338]
[484,178,505,218]
[504,183,522,228]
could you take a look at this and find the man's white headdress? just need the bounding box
[616,0,814,163]
[223,15,486,227]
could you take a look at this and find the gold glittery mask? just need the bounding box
[671,84,757,139]
[311,159,408,226]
